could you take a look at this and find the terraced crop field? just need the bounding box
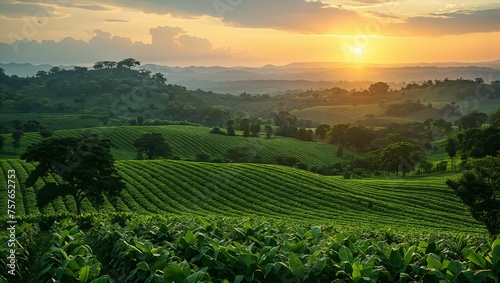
[0,125,347,167]
[0,159,484,234]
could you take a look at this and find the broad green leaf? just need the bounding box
[446,260,463,276]
[234,275,245,283]
[67,259,81,271]
[473,270,490,283]
[184,267,208,283]
[288,252,306,280]
[164,264,186,283]
[403,246,416,266]
[427,253,442,270]
[457,270,475,283]
[463,249,487,268]
[137,261,149,271]
[339,246,354,263]
[311,226,321,239]
[185,230,196,245]
[79,265,90,283]
[352,262,363,282]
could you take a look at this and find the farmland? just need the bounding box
[0,159,484,234]
[0,125,348,167]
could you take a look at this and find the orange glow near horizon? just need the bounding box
[0,1,499,66]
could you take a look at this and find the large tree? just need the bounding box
[133,133,171,159]
[378,142,426,176]
[368,82,390,95]
[21,137,125,214]
[315,123,331,142]
[117,58,141,69]
[445,138,458,170]
[446,156,500,235]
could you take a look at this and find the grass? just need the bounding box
[0,159,485,235]
[0,125,349,167]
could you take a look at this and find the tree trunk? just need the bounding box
[73,192,82,215]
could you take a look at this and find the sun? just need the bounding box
[354,47,363,55]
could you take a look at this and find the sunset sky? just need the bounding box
[1,0,500,66]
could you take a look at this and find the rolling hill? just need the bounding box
[0,159,484,234]
[0,125,349,167]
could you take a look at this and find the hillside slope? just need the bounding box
[0,125,347,167]
[0,159,484,234]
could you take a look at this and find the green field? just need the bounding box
[0,159,483,234]
[0,125,348,167]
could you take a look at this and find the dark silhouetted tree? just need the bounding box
[445,138,458,170]
[133,133,171,159]
[21,137,125,214]
[315,124,331,142]
[336,146,344,158]
[446,156,500,235]
[196,152,211,162]
[369,82,390,95]
[12,130,23,148]
[137,116,145,126]
[39,129,53,139]
[265,125,273,139]
[378,142,426,176]
[117,58,140,69]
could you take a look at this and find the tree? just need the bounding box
[265,125,273,139]
[378,142,426,176]
[368,82,390,95]
[93,62,104,70]
[343,125,374,151]
[12,130,23,148]
[133,133,171,159]
[196,152,211,162]
[336,146,344,158]
[457,111,488,130]
[315,124,331,142]
[445,138,458,170]
[117,58,140,69]
[446,156,500,235]
[21,137,125,215]
[152,73,167,85]
[137,116,145,126]
[39,129,53,138]
[240,118,251,137]
[489,108,500,128]
[226,119,235,136]
[128,119,137,126]
[330,123,349,145]
[250,123,261,137]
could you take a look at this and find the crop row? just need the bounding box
[0,214,497,282]
[0,159,484,234]
[1,125,342,167]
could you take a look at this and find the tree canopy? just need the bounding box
[133,133,172,159]
[21,136,125,214]
[446,156,500,235]
[378,142,426,176]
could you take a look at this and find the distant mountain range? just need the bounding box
[2,60,499,94]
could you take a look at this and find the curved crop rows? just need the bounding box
[0,125,344,167]
[0,160,484,234]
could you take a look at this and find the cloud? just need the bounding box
[81,0,365,34]
[105,19,130,22]
[0,27,237,65]
[57,2,110,11]
[0,1,63,18]
[388,9,500,36]
[366,11,400,19]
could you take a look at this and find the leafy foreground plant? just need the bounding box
[1,214,499,282]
